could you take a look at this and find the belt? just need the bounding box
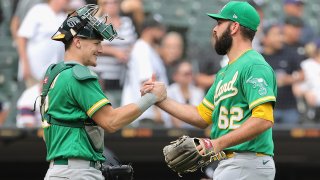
[225,151,269,158]
[53,158,102,170]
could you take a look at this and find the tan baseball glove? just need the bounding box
[163,135,226,176]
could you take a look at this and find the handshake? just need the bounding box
[140,74,167,103]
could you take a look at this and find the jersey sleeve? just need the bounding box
[68,78,111,118]
[243,65,277,110]
[197,83,216,124]
[252,102,274,123]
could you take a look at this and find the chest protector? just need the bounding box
[40,62,104,153]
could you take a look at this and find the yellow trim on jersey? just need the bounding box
[87,98,109,117]
[202,98,214,111]
[249,96,276,109]
[252,102,274,123]
[197,103,213,125]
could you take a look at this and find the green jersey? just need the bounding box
[43,62,110,162]
[198,50,277,156]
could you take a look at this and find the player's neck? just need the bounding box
[227,40,252,63]
[64,51,84,65]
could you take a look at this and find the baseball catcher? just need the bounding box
[163,135,226,176]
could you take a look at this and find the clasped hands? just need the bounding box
[140,74,167,103]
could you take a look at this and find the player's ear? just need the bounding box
[230,22,240,35]
[72,37,81,48]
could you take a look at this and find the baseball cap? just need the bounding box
[207,1,260,31]
[284,0,304,4]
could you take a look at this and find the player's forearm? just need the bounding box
[96,94,157,132]
[213,117,273,152]
[105,104,143,132]
[157,98,208,129]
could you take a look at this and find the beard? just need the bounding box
[214,25,233,55]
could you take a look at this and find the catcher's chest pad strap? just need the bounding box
[72,64,98,81]
[41,62,75,97]
[40,62,75,122]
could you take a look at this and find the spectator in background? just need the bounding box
[262,23,304,124]
[160,31,184,84]
[121,15,168,127]
[282,16,308,108]
[91,0,137,108]
[10,0,44,43]
[166,61,204,128]
[296,39,320,121]
[282,16,307,63]
[16,83,41,128]
[16,0,69,87]
[283,0,315,45]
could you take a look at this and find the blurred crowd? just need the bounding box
[0,0,320,129]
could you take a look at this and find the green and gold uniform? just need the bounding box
[43,62,110,162]
[197,50,277,156]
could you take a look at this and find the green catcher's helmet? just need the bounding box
[52,4,121,43]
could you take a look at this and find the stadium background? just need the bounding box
[0,0,320,179]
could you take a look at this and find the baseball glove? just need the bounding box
[163,135,226,175]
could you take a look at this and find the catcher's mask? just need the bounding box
[52,4,121,43]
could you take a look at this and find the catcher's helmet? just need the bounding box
[52,4,121,43]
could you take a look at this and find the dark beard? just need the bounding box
[214,25,232,55]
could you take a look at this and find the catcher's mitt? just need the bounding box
[163,135,226,175]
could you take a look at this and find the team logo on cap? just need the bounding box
[67,16,80,28]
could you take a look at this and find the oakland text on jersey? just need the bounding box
[214,71,239,106]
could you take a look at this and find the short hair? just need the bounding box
[239,25,256,41]
[174,60,192,74]
[263,23,281,35]
[64,39,72,50]
[142,14,165,31]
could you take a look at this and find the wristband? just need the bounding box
[135,93,157,112]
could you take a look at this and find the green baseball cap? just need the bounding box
[207,1,260,31]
